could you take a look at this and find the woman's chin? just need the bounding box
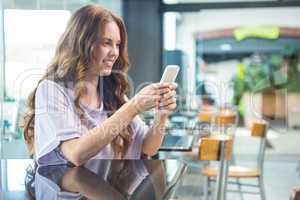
[100,69,112,76]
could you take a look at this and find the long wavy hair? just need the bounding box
[21,4,132,158]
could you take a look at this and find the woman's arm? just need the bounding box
[61,83,165,166]
[142,113,168,156]
[60,167,126,200]
[143,160,166,199]
[61,100,138,166]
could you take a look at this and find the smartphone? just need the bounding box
[160,65,180,83]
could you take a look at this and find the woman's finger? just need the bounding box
[152,82,177,90]
[169,82,178,90]
[153,95,161,102]
[159,102,176,111]
[158,82,170,88]
[162,90,176,100]
[163,82,177,90]
[151,83,166,89]
[158,87,170,95]
[159,97,176,107]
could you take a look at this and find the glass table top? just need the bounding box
[0,159,188,200]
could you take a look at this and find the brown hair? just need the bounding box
[21,4,132,158]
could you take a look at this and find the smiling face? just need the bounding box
[91,21,121,77]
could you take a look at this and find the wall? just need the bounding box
[123,0,162,96]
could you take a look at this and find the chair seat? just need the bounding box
[203,165,261,178]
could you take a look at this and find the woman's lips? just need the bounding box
[103,60,114,66]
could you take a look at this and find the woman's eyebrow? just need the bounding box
[102,37,121,43]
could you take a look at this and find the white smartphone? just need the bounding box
[160,65,180,83]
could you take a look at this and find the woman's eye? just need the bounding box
[102,40,120,49]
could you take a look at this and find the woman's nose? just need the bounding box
[110,45,119,56]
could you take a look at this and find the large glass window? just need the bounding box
[1,0,122,158]
[0,0,4,157]
[4,9,71,99]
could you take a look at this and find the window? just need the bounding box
[4,9,70,99]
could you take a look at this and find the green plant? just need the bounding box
[286,50,300,92]
[232,47,300,99]
[232,47,300,119]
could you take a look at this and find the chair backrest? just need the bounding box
[250,120,268,172]
[215,109,236,127]
[198,106,238,139]
[199,111,213,123]
[198,110,213,137]
[251,120,267,138]
[199,135,233,161]
[198,105,215,123]
[208,109,238,148]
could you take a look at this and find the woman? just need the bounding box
[22,4,176,166]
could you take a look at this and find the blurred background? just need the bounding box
[0,0,300,199]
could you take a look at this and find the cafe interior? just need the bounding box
[0,0,300,199]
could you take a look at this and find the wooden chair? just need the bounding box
[199,135,233,200]
[202,120,268,200]
[198,105,215,138]
[198,109,213,124]
[214,108,238,135]
[198,105,237,126]
[214,107,238,165]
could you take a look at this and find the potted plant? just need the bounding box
[285,51,300,128]
[232,49,294,126]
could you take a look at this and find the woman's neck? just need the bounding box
[81,75,101,109]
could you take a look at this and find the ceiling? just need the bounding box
[162,0,300,12]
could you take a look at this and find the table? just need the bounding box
[0,159,187,200]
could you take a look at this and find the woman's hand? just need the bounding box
[156,83,177,115]
[131,83,170,113]
[141,83,177,156]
